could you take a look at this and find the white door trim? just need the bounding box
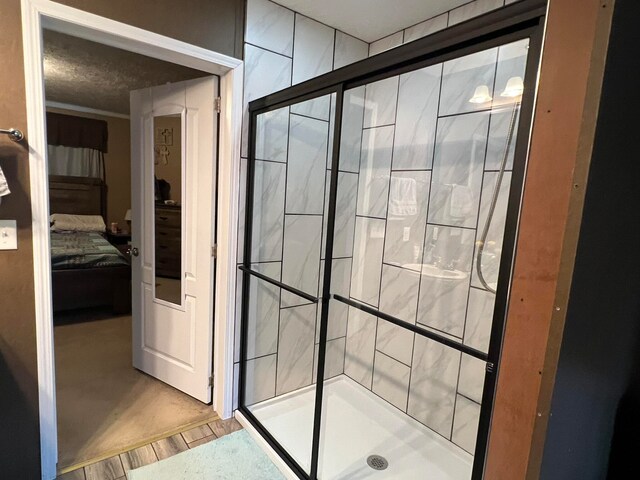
[20,1,242,478]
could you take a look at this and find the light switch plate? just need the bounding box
[0,220,18,250]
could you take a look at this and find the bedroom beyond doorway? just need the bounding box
[43,28,220,473]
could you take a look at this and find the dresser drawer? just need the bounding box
[155,207,181,228]
[155,224,181,243]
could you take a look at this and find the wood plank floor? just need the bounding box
[57,418,243,480]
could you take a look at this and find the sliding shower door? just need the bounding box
[239,92,338,476]
[316,37,531,480]
[239,4,543,478]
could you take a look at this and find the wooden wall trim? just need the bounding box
[485,1,615,479]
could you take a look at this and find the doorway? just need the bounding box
[43,29,221,471]
[22,1,242,478]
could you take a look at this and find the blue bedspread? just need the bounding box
[51,231,129,270]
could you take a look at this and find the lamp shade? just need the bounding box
[124,209,132,222]
[500,76,524,97]
[468,85,492,104]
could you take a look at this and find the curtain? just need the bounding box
[48,145,104,179]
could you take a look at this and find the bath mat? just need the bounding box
[127,430,285,480]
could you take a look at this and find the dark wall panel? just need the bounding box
[54,0,245,59]
[540,0,640,478]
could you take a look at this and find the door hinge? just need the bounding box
[486,362,495,374]
[214,96,221,113]
[212,244,218,258]
[209,375,214,387]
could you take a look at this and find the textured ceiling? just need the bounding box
[273,0,468,42]
[43,30,210,115]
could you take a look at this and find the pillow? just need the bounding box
[50,213,106,232]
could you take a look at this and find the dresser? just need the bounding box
[155,204,182,278]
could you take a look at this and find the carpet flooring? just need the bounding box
[55,311,216,469]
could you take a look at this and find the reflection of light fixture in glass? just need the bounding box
[469,85,492,104]
[501,76,524,97]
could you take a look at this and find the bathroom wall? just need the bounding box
[367,0,521,56]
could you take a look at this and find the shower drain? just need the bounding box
[367,455,389,471]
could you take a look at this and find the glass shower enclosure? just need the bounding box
[238,2,545,478]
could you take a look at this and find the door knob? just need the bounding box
[131,247,139,257]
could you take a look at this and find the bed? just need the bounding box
[49,175,131,315]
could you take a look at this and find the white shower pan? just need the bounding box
[247,375,473,479]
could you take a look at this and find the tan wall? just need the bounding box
[0,1,42,478]
[154,115,182,203]
[46,107,132,227]
[0,0,244,475]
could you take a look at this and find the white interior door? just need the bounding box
[130,76,218,403]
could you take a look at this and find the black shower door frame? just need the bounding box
[239,1,547,478]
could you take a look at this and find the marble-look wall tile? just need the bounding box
[472,171,511,290]
[237,157,248,264]
[281,215,322,307]
[276,304,316,395]
[384,171,431,270]
[286,114,328,215]
[350,217,385,306]
[250,160,286,262]
[448,0,505,26]
[357,125,394,218]
[417,225,475,337]
[313,337,346,383]
[392,65,441,171]
[245,0,294,57]
[322,171,358,258]
[233,362,239,410]
[428,111,490,228]
[372,351,411,411]
[439,47,498,117]
[463,287,495,353]
[291,15,334,120]
[485,108,519,171]
[255,106,289,163]
[246,262,281,359]
[408,336,461,438]
[369,31,403,57]
[376,320,414,366]
[452,395,481,454]
[458,354,485,404]
[334,31,368,69]
[403,14,448,43]
[363,77,399,128]
[379,264,420,324]
[242,44,292,157]
[292,15,334,84]
[245,354,277,405]
[339,86,365,173]
[344,307,377,388]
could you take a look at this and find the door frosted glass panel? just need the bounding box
[317,38,529,479]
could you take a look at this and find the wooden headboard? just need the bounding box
[49,175,107,220]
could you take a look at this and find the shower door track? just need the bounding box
[239,1,547,478]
